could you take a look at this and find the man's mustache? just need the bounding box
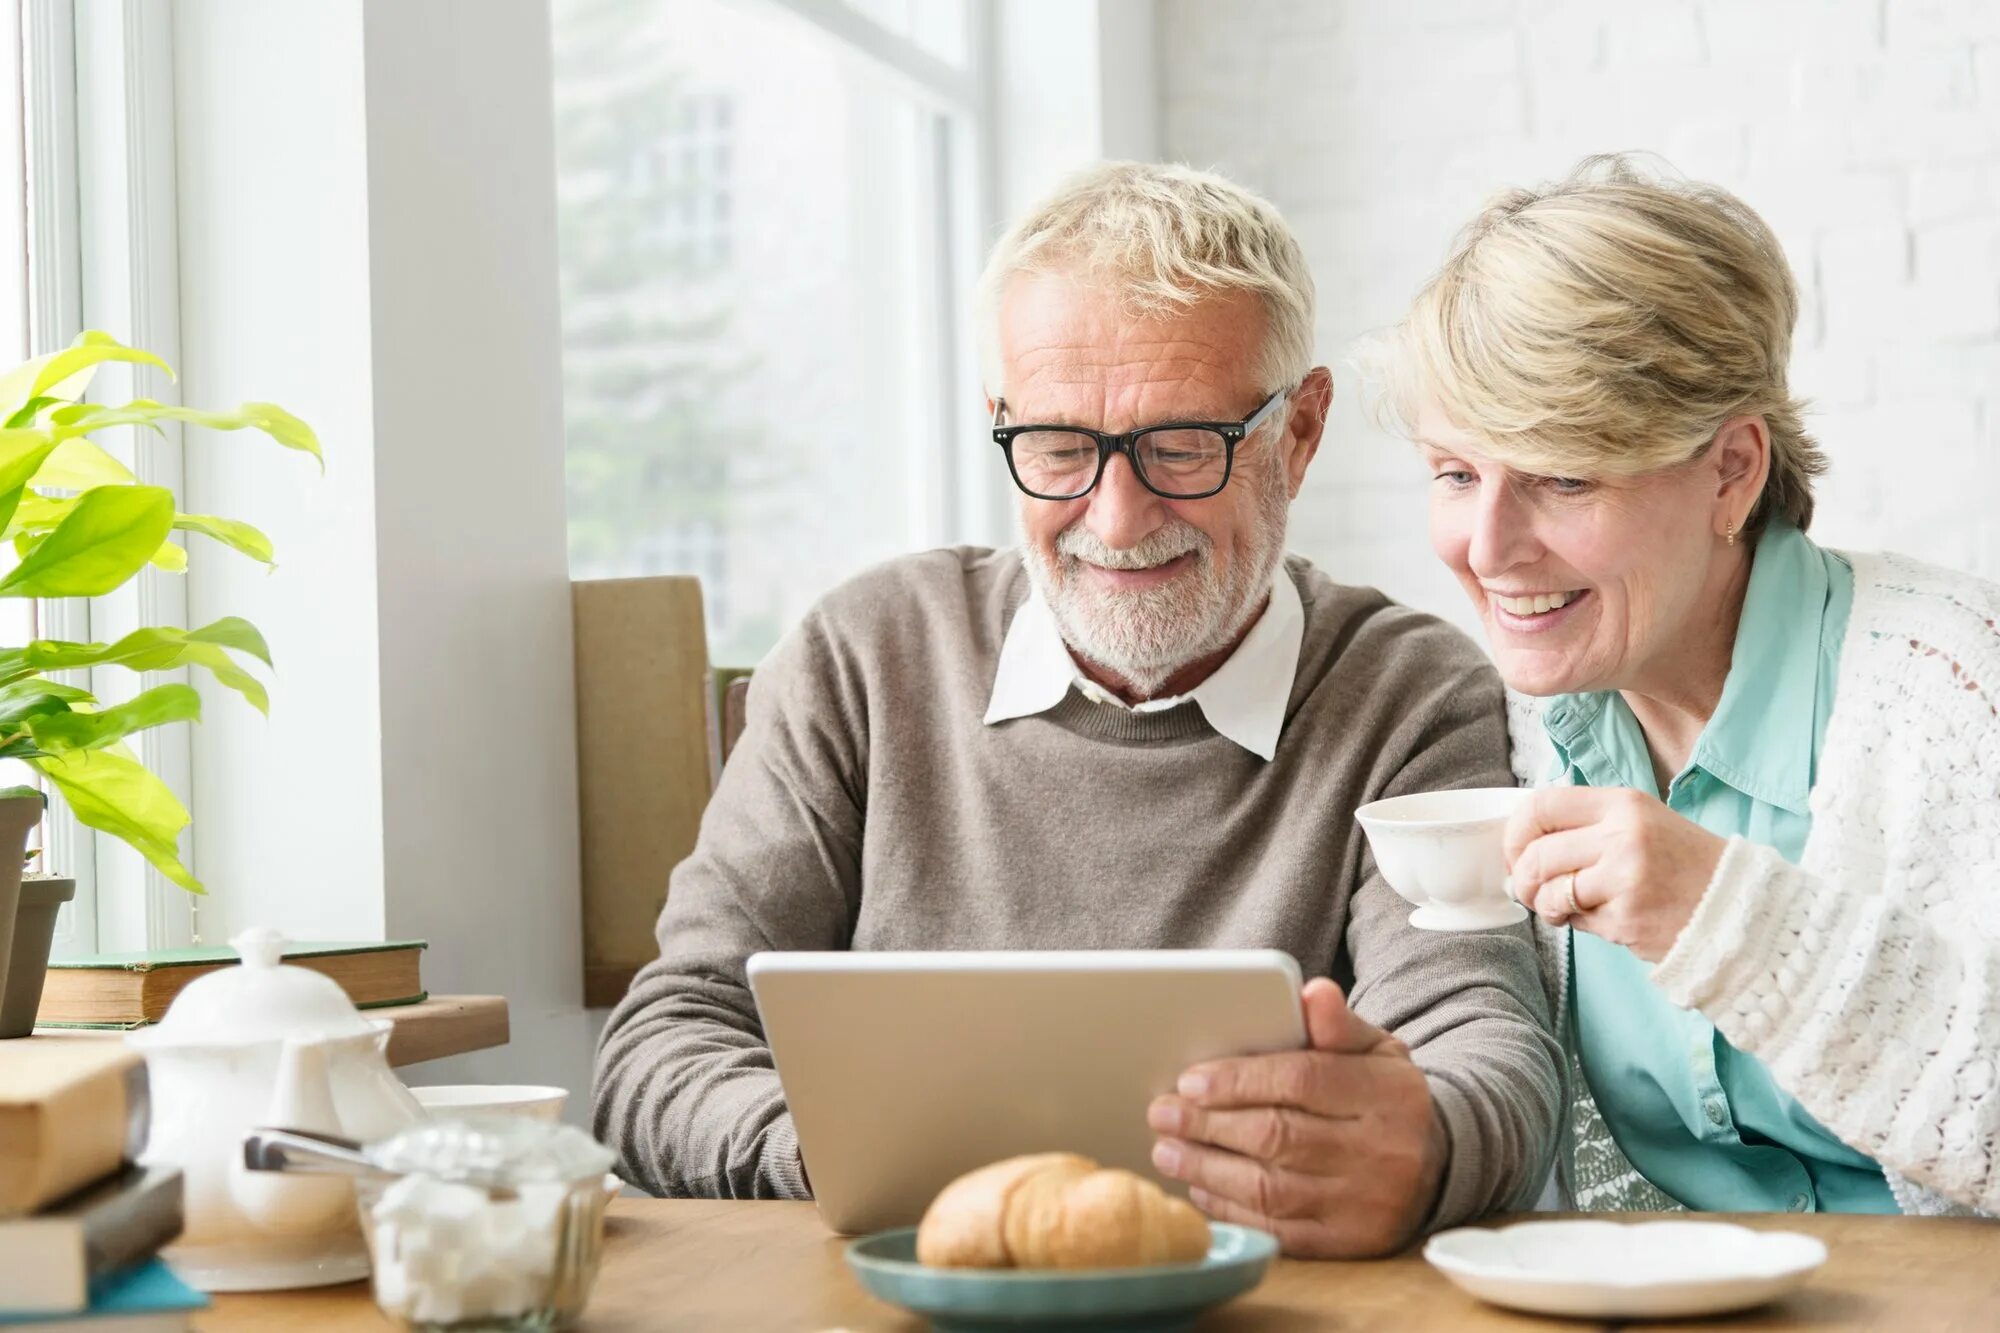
[1055,523,1210,573]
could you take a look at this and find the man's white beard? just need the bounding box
[1020,457,1290,698]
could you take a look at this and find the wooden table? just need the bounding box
[196,1201,1999,1331]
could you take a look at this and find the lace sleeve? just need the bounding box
[1647,550,2000,1213]
[1505,689,1553,787]
[1651,837,2000,1213]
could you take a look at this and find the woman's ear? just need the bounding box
[1711,415,1771,533]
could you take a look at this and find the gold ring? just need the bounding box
[1561,871,1581,917]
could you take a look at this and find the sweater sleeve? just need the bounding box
[1344,662,1563,1231]
[592,613,864,1199]
[1652,835,2000,1213]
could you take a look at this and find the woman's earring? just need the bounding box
[1726,520,1737,547]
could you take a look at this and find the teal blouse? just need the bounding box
[1543,521,1896,1214]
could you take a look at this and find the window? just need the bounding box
[7,0,199,956]
[3,0,74,931]
[553,0,994,667]
[0,0,36,834]
[627,91,733,268]
[842,0,968,65]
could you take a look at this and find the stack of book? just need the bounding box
[0,1040,205,1330]
[34,938,427,1028]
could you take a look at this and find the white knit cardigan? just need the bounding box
[1510,549,2000,1217]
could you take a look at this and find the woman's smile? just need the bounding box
[1487,587,1592,634]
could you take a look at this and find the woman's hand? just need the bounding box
[1503,787,1729,963]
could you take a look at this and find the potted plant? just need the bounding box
[0,331,318,1037]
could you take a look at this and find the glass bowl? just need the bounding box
[353,1114,616,1332]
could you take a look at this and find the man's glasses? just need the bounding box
[991,389,1291,501]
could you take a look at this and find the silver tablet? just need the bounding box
[747,949,1308,1235]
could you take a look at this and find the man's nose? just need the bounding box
[1084,451,1168,550]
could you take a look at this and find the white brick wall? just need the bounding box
[1162,0,2000,634]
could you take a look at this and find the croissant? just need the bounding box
[915,1153,1212,1270]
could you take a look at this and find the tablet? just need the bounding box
[746,949,1307,1235]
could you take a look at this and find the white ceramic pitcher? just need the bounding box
[126,926,424,1291]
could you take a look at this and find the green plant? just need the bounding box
[0,331,319,893]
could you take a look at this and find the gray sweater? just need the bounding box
[593,548,1560,1230]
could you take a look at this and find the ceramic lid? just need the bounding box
[129,926,379,1048]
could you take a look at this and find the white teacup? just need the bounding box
[1355,787,1530,931]
[408,1084,569,1122]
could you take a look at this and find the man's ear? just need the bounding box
[1282,366,1335,497]
[1711,415,1771,535]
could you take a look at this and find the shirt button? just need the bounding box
[1789,1194,1811,1213]
[1704,1101,1727,1126]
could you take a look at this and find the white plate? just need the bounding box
[1424,1219,1827,1320]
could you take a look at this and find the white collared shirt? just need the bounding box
[982,567,1304,761]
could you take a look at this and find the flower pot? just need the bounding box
[2,875,76,1037]
[0,791,63,1039]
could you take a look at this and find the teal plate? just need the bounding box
[844,1224,1279,1332]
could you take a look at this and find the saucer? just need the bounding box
[845,1223,1277,1332]
[1424,1219,1827,1320]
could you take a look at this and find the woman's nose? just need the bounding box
[1466,480,1538,578]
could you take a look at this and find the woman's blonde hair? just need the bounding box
[1374,154,1826,533]
[977,161,1315,399]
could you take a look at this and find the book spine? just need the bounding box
[0,1170,184,1314]
[0,1060,150,1217]
[83,1171,185,1281]
[41,943,426,1025]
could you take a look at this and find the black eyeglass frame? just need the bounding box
[991,388,1291,501]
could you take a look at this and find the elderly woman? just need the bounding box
[1374,155,2000,1217]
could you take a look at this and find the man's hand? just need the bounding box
[1146,978,1447,1258]
[1504,786,1727,963]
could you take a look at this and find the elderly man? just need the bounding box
[594,163,1559,1257]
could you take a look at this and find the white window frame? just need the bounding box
[24,0,196,956]
[754,0,1006,550]
[33,0,1005,955]
[0,0,25,358]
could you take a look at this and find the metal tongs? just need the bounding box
[241,1126,524,1199]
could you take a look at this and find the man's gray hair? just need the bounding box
[976,161,1316,398]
